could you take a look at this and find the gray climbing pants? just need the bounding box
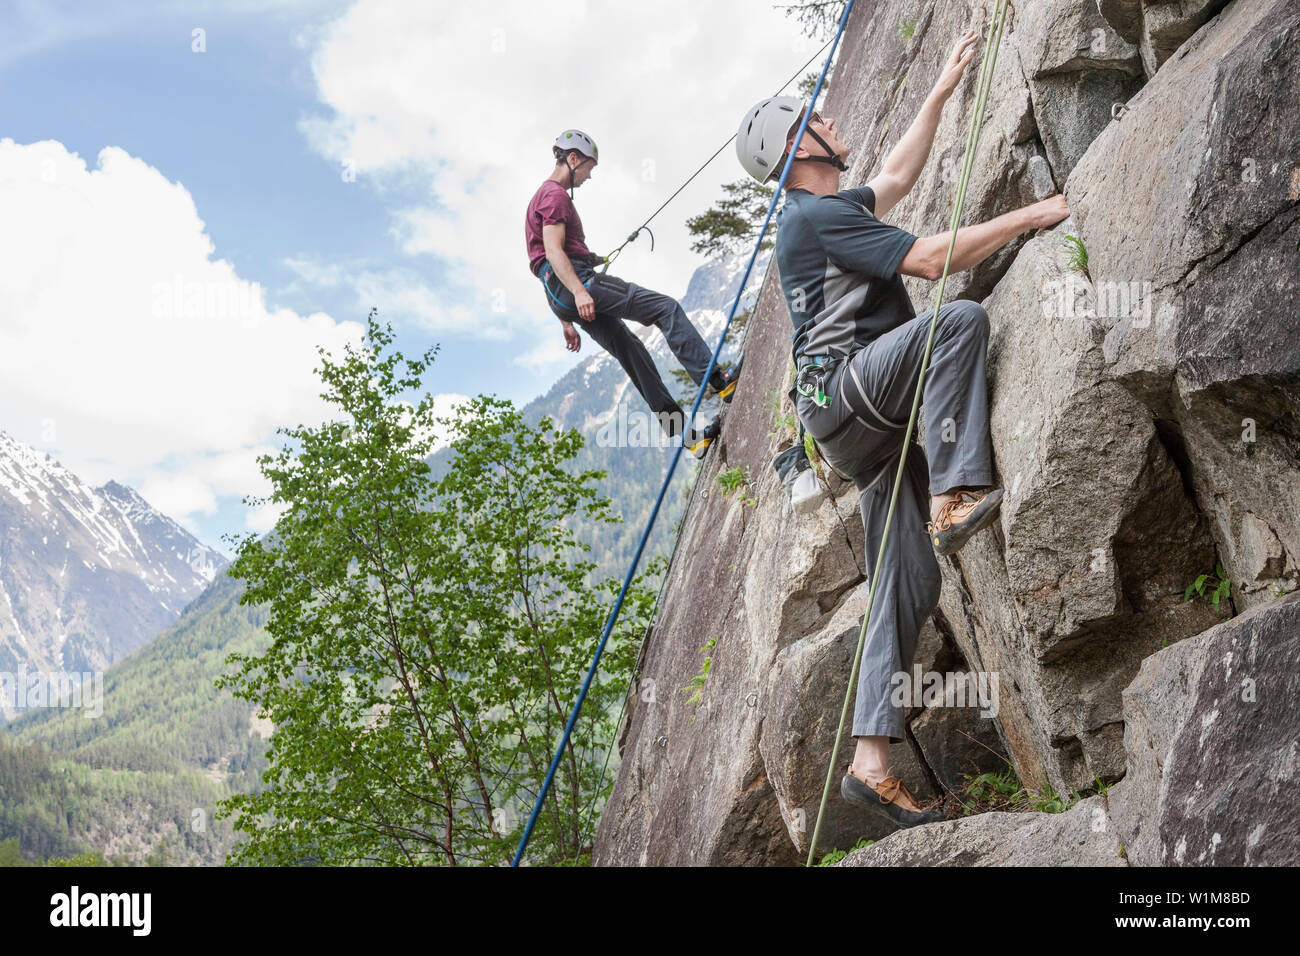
[793,300,994,742]
[540,259,723,433]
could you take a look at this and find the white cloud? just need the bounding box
[298,0,816,364]
[138,471,219,524]
[0,138,366,530]
[284,256,509,339]
[512,333,577,375]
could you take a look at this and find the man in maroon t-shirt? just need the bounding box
[526,129,741,455]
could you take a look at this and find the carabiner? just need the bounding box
[796,363,832,408]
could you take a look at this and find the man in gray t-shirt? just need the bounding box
[738,28,1070,831]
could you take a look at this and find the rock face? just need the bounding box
[836,794,1125,866]
[594,0,1299,866]
[1108,592,1300,866]
[1097,0,1234,77]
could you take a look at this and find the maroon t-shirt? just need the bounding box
[525,180,599,276]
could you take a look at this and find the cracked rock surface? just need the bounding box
[594,0,1299,866]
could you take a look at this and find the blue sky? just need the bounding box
[0,1,821,555]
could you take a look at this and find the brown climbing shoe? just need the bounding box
[927,487,1004,556]
[841,769,945,829]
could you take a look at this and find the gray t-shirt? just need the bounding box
[774,185,919,361]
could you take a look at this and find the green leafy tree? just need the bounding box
[685,180,776,259]
[0,837,26,866]
[776,1,846,40]
[216,312,657,866]
[796,66,833,99]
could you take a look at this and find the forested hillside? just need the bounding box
[0,571,269,865]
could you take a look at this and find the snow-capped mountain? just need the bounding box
[0,430,226,718]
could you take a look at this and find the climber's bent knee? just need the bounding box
[943,299,989,339]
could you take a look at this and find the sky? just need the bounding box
[0,0,831,556]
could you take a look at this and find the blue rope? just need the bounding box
[511,0,857,867]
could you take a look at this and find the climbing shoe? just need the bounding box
[712,355,744,404]
[841,770,945,830]
[686,417,721,459]
[927,487,1004,556]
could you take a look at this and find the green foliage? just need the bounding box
[816,836,874,866]
[1029,781,1069,814]
[899,19,916,40]
[682,637,717,715]
[0,836,25,866]
[1063,234,1090,279]
[669,357,736,409]
[715,466,746,496]
[767,389,797,438]
[963,769,1020,804]
[1021,778,1085,814]
[216,311,658,867]
[1089,772,1112,798]
[956,762,1023,817]
[1185,562,1232,614]
[2,570,271,865]
[802,432,827,483]
[715,466,757,508]
[685,180,776,260]
[796,66,833,99]
[41,850,109,867]
[776,1,845,40]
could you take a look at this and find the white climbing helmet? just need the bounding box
[736,96,804,183]
[554,129,599,164]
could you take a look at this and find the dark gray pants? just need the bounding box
[794,300,993,741]
[541,260,723,433]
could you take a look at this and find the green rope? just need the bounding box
[804,0,1010,867]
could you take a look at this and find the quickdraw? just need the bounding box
[795,354,838,408]
[600,225,654,274]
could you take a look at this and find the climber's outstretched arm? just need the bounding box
[868,28,979,218]
[898,195,1070,280]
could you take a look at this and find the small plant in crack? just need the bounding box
[682,636,717,719]
[816,836,875,866]
[1063,234,1091,280]
[716,465,757,507]
[1185,562,1233,614]
[767,388,797,438]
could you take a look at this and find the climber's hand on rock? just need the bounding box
[933,29,978,99]
[1029,194,1071,229]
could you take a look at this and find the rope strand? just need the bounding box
[511,0,857,868]
[600,36,836,271]
[804,0,1010,866]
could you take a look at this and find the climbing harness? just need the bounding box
[510,0,856,868]
[537,261,598,317]
[804,0,1012,867]
[795,354,838,408]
